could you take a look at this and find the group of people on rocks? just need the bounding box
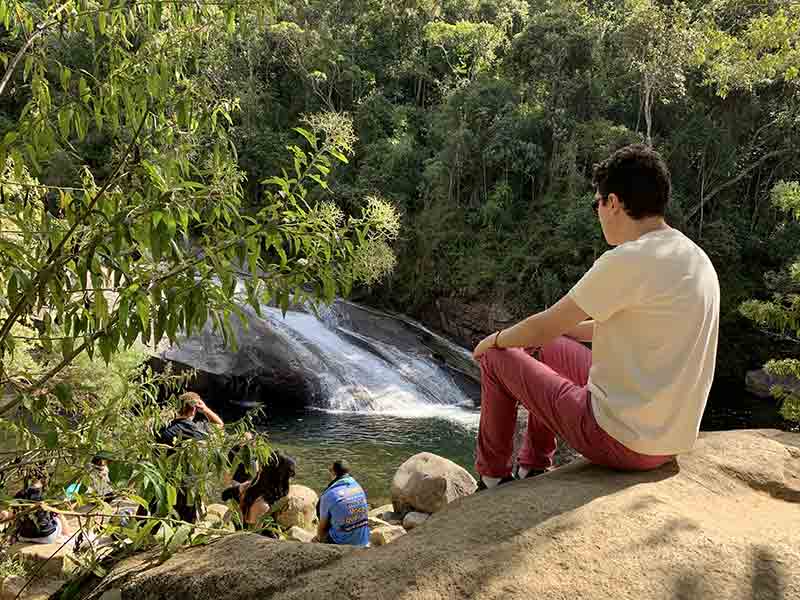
[0,391,371,548]
[2,145,721,558]
[160,391,371,546]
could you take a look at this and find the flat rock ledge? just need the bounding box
[82,430,799,600]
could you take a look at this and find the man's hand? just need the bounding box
[195,400,224,426]
[472,296,589,361]
[472,332,498,360]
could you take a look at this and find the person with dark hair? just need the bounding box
[5,478,72,544]
[472,144,720,489]
[315,460,369,546]
[237,450,296,527]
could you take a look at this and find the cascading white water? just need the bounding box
[255,304,480,427]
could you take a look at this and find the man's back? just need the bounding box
[319,475,370,546]
[569,227,720,455]
[157,418,207,447]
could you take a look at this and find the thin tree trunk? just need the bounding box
[643,82,653,147]
[687,149,795,221]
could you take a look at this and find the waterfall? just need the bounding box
[255,303,478,424]
[156,295,480,427]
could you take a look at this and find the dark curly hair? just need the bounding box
[241,450,296,516]
[593,144,671,219]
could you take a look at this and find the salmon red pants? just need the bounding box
[475,336,673,478]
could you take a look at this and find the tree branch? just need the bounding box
[0,110,149,348]
[686,149,796,221]
[0,2,72,99]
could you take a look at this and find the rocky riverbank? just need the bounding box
[66,429,799,599]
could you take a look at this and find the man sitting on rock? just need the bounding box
[315,460,370,546]
[472,144,720,489]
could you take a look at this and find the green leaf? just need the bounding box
[74,110,87,142]
[165,483,177,510]
[328,148,349,164]
[58,107,72,139]
[60,336,75,359]
[164,213,176,238]
[293,127,317,149]
[23,56,33,81]
[44,431,59,449]
[60,66,71,92]
[78,77,90,105]
[137,296,149,330]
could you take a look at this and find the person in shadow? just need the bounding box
[155,392,224,523]
[2,474,73,544]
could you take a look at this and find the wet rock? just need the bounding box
[746,368,800,399]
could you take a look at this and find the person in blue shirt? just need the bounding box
[315,460,369,546]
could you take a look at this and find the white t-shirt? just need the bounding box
[568,227,720,455]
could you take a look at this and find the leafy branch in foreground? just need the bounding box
[0,0,400,588]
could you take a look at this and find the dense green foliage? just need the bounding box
[162,0,800,384]
[0,0,798,584]
[740,180,800,421]
[0,0,399,579]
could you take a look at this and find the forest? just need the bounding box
[0,0,798,583]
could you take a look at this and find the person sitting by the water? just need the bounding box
[87,454,114,499]
[237,450,296,529]
[3,478,72,544]
[157,391,224,446]
[471,144,720,489]
[315,460,369,546]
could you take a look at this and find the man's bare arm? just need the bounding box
[195,400,224,426]
[565,319,595,343]
[316,516,330,542]
[473,295,589,358]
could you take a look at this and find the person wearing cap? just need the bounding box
[155,392,224,522]
[157,391,224,447]
[315,460,369,546]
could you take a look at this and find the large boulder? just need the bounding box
[391,452,477,514]
[81,430,800,599]
[271,485,318,531]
